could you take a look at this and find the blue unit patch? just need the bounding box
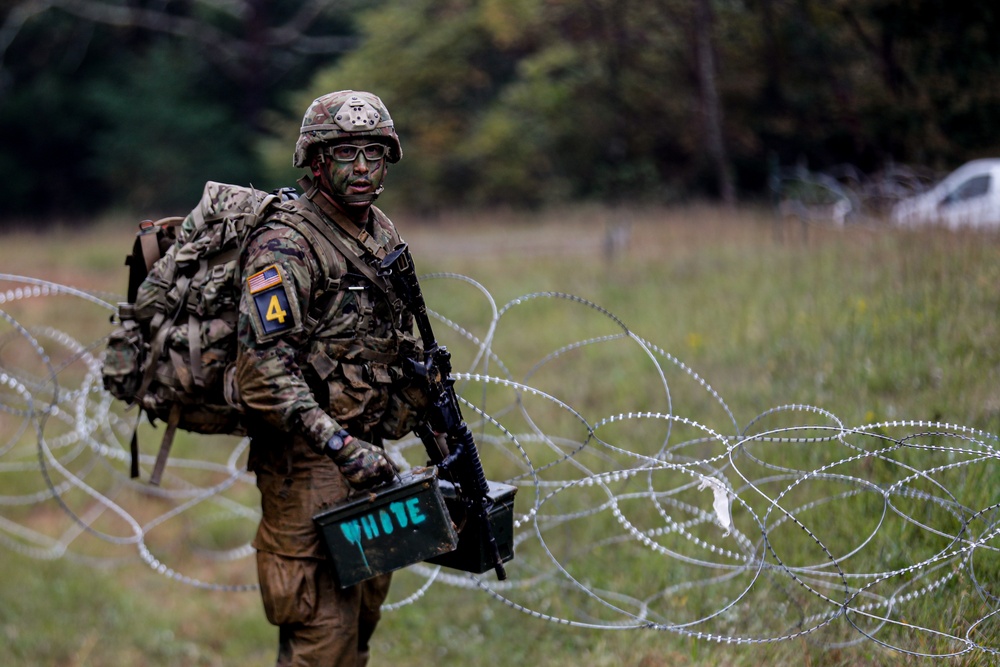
[245,263,302,342]
[253,284,293,335]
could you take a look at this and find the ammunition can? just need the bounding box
[313,467,458,588]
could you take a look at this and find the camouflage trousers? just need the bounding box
[257,550,392,667]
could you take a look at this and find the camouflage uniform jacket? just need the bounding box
[235,198,424,558]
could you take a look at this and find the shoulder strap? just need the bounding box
[296,175,393,261]
[254,202,386,338]
[282,192,391,294]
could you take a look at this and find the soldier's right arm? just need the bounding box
[235,225,341,450]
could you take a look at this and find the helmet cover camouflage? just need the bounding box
[293,90,402,168]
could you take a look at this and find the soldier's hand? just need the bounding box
[325,432,396,489]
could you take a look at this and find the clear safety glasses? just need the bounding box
[325,143,388,163]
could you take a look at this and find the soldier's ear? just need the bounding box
[310,150,325,177]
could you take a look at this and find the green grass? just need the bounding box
[0,554,273,666]
[3,206,1000,665]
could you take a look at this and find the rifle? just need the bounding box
[378,243,508,581]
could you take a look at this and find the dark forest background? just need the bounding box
[1,0,998,224]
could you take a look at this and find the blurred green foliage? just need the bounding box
[85,42,258,212]
[2,0,1000,221]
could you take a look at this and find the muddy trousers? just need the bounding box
[257,551,392,667]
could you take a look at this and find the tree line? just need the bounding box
[2,0,998,223]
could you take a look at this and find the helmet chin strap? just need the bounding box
[336,184,384,206]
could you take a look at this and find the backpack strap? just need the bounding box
[262,195,394,338]
[257,195,410,381]
[129,273,191,484]
[126,217,184,303]
[293,200,390,294]
[139,217,184,271]
[148,403,182,486]
[297,175,392,262]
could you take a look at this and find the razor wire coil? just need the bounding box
[0,272,998,657]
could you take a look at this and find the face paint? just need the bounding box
[313,138,388,217]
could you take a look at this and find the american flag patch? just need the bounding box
[247,266,282,294]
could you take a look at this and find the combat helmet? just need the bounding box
[293,90,402,168]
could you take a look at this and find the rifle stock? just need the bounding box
[379,243,507,581]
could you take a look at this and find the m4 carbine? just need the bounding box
[378,243,507,581]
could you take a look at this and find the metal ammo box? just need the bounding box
[313,467,458,588]
[426,478,517,574]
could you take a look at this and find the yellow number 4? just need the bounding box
[266,294,287,323]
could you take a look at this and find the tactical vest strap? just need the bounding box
[296,175,390,261]
[265,196,415,394]
[288,198,391,295]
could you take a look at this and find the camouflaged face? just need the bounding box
[293,90,402,168]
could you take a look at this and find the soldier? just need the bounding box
[235,90,427,666]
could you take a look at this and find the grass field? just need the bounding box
[1,205,999,666]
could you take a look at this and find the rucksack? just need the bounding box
[103,181,307,484]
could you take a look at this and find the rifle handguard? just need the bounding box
[379,243,509,580]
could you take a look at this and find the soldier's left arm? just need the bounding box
[235,225,341,449]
